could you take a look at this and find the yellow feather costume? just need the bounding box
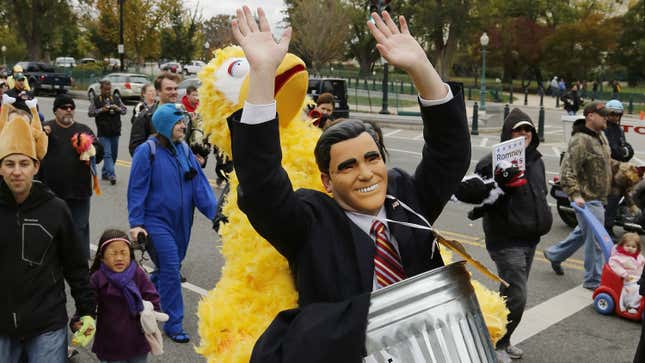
[197,46,508,362]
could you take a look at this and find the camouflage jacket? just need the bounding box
[561,120,616,203]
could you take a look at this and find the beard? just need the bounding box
[59,116,73,125]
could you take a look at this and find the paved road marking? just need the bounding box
[383,129,402,137]
[89,243,208,296]
[437,229,584,269]
[552,146,561,157]
[479,138,488,147]
[413,133,424,140]
[513,285,591,344]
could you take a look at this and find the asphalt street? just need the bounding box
[31,94,640,363]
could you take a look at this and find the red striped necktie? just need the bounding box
[371,220,406,288]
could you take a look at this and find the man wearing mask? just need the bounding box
[88,80,126,185]
[40,94,104,260]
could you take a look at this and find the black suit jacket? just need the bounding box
[228,84,470,363]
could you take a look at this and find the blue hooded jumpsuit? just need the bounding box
[127,105,217,336]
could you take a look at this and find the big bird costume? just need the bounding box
[197,46,508,362]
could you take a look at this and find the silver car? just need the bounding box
[177,78,201,99]
[87,73,151,101]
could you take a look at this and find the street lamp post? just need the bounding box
[118,0,124,71]
[380,57,389,114]
[479,32,489,112]
[204,41,210,61]
[1,45,6,68]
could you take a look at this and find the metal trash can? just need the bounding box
[364,261,496,363]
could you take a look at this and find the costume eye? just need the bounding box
[227,59,249,78]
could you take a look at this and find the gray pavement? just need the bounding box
[34,94,641,363]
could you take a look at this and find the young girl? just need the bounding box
[90,229,162,363]
[608,232,645,313]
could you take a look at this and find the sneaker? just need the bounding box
[543,250,564,275]
[582,283,599,291]
[181,273,187,283]
[495,348,512,363]
[109,175,117,185]
[506,345,523,359]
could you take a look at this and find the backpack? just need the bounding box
[144,137,190,162]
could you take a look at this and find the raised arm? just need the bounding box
[368,12,470,222]
[228,7,310,261]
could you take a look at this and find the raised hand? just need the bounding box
[231,6,291,74]
[367,12,426,73]
[367,11,446,100]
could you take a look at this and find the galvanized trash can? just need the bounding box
[364,261,496,363]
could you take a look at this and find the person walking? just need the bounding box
[0,101,96,363]
[39,94,103,261]
[129,73,181,156]
[544,102,615,290]
[88,80,126,185]
[455,109,552,361]
[131,83,157,125]
[89,229,164,362]
[561,84,582,115]
[603,99,633,236]
[127,103,217,343]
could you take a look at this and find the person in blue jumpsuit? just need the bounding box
[127,103,217,343]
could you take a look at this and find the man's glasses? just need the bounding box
[59,105,75,111]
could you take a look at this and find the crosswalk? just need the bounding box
[382,126,568,158]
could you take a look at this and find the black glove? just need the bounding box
[212,213,229,233]
[191,142,211,168]
[494,161,527,189]
[455,177,495,204]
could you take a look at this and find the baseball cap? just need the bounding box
[14,72,25,81]
[583,101,606,117]
[512,121,535,130]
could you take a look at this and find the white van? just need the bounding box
[54,57,76,68]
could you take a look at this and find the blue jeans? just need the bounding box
[488,245,536,349]
[545,200,605,287]
[65,198,91,260]
[99,136,119,179]
[0,327,67,363]
[100,353,148,363]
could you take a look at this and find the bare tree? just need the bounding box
[285,0,351,73]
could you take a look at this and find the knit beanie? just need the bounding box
[53,93,76,112]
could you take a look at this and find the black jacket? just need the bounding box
[561,90,581,113]
[604,121,633,162]
[39,121,104,200]
[129,103,158,156]
[230,85,470,362]
[0,180,95,339]
[89,94,125,137]
[473,109,552,250]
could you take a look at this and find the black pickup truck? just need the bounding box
[15,61,72,95]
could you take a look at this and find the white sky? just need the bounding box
[184,0,287,31]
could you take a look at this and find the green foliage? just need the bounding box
[159,0,201,63]
[541,13,619,82]
[613,0,645,85]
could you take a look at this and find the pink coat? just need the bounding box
[608,247,645,279]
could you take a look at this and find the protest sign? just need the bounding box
[492,136,525,174]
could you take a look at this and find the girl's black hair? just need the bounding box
[89,229,136,274]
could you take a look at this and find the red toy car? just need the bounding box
[593,264,644,321]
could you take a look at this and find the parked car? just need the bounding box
[177,77,201,99]
[87,73,150,101]
[79,57,97,65]
[307,77,349,118]
[160,61,182,74]
[104,58,121,71]
[54,57,76,68]
[182,60,205,75]
[15,61,72,95]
